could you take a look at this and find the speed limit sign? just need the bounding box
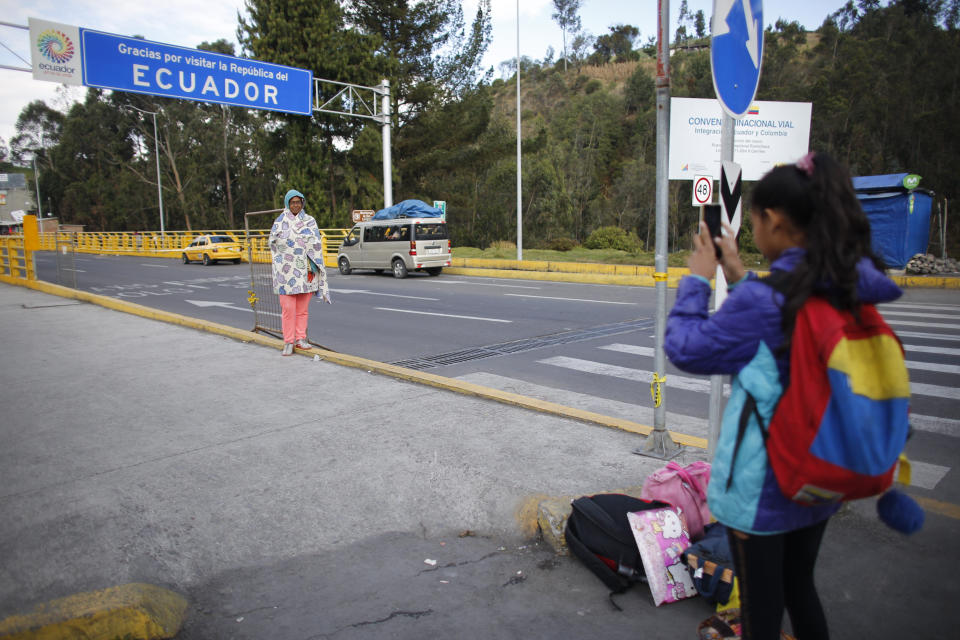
[692,175,713,206]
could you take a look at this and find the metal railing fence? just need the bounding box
[0,236,35,280]
[34,229,349,267]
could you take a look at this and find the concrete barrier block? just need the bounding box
[0,583,187,640]
[538,487,647,556]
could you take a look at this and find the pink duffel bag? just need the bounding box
[640,461,712,541]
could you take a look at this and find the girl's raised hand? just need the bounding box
[688,221,719,279]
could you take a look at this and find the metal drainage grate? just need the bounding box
[393,317,655,370]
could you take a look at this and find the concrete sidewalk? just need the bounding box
[0,281,957,639]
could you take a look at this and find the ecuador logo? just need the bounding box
[37,29,75,64]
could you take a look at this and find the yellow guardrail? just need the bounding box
[0,236,35,280]
[35,229,350,268]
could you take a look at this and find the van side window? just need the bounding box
[364,227,382,242]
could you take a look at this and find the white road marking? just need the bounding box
[426,280,541,289]
[335,288,437,301]
[905,344,960,357]
[898,331,960,342]
[910,381,960,400]
[908,460,950,490]
[185,300,251,312]
[61,268,85,272]
[537,356,730,394]
[882,310,960,320]
[375,307,512,323]
[600,343,655,357]
[164,281,210,289]
[888,319,960,330]
[542,353,957,400]
[140,263,170,268]
[905,360,960,375]
[911,414,960,438]
[885,303,960,312]
[504,294,637,305]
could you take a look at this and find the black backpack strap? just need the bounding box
[727,392,768,490]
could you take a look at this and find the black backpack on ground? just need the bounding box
[564,493,668,604]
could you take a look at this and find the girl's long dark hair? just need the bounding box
[750,153,884,342]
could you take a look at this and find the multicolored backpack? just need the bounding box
[734,279,911,505]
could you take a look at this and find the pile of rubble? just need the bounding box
[905,253,960,275]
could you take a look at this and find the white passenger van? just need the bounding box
[337,218,451,278]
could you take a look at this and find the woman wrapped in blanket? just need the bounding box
[269,189,331,356]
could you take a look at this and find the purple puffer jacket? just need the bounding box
[665,248,902,534]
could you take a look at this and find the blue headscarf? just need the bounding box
[284,189,305,209]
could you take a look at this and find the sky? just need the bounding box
[0,0,852,154]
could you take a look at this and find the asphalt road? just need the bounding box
[34,251,960,508]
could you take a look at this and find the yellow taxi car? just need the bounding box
[182,235,244,265]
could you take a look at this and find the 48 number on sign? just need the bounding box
[693,175,713,206]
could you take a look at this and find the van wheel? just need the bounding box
[182,253,190,264]
[426,267,442,276]
[203,254,212,266]
[338,256,352,275]
[392,258,408,279]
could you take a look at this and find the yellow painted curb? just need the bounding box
[890,275,960,289]
[0,276,707,450]
[0,583,187,640]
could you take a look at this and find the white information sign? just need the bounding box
[29,18,83,86]
[669,98,811,181]
[692,175,713,206]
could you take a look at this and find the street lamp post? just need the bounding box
[127,105,165,235]
[32,153,42,227]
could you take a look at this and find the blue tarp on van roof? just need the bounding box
[851,174,911,193]
[373,199,443,220]
[853,174,932,268]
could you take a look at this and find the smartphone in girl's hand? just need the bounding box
[702,205,723,259]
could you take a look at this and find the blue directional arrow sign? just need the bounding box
[711,0,764,118]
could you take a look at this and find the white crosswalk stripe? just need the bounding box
[522,304,958,491]
[539,354,958,399]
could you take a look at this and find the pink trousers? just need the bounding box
[278,293,311,343]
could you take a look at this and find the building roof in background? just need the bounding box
[0,173,28,189]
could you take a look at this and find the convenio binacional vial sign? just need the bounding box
[80,29,312,115]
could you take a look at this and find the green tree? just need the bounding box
[238,0,379,222]
[348,0,492,126]
[591,24,640,64]
[551,0,582,71]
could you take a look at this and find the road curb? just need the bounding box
[0,276,706,450]
[0,583,186,640]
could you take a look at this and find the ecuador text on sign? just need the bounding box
[81,30,312,115]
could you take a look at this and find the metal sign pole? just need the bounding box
[707,116,736,455]
[380,79,392,209]
[636,0,681,460]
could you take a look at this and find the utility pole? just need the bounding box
[516,0,523,261]
[636,0,682,459]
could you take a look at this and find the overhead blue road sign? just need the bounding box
[80,29,312,115]
[711,0,764,118]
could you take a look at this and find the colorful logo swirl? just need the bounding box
[37,29,75,64]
